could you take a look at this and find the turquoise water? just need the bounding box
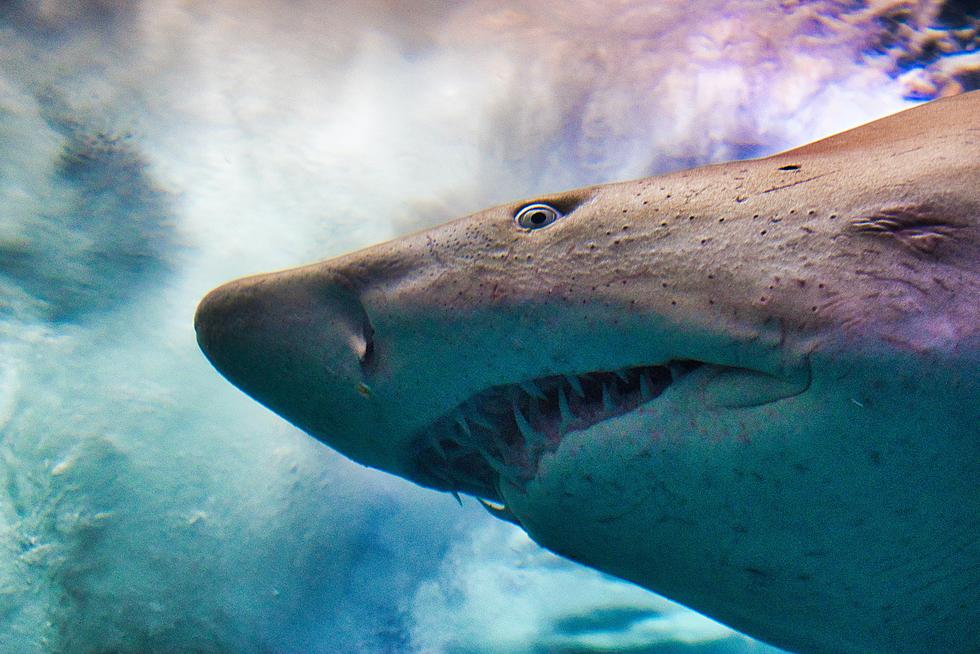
[0,2,975,652]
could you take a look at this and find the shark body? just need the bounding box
[195,91,980,653]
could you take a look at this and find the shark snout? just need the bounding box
[194,281,251,365]
[194,268,374,435]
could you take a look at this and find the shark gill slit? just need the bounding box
[413,360,704,504]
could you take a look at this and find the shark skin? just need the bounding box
[195,91,980,653]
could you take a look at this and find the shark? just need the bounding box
[194,91,980,653]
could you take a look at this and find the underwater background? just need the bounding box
[0,1,977,652]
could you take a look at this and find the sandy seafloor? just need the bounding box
[0,1,977,652]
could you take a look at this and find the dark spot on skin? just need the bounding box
[778,164,801,171]
[745,567,769,578]
[869,451,882,464]
[760,230,767,235]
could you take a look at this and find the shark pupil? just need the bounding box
[516,203,560,229]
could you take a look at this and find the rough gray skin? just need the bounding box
[195,91,980,653]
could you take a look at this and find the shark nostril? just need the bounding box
[359,318,376,370]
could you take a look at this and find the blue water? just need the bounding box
[0,2,975,652]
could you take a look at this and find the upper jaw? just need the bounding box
[406,357,812,504]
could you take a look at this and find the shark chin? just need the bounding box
[196,91,980,654]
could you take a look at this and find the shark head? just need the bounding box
[196,91,980,653]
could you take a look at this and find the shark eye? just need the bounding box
[515,203,561,230]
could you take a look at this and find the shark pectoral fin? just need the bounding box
[703,366,810,409]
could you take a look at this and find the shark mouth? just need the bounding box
[413,360,703,505]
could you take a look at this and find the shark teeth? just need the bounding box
[416,361,701,506]
[519,380,546,400]
[468,407,495,432]
[564,374,585,398]
[639,372,653,400]
[453,409,472,438]
[431,438,449,461]
[601,382,617,413]
[557,386,574,429]
[479,446,523,485]
[513,399,546,450]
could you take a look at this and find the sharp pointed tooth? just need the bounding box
[564,374,585,397]
[519,380,546,400]
[453,409,472,439]
[469,408,495,431]
[602,383,617,413]
[447,445,475,461]
[428,467,460,501]
[669,362,686,382]
[613,369,630,383]
[639,372,653,400]
[558,386,574,428]
[492,433,512,455]
[513,399,546,449]
[431,439,448,460]
[481,449,523,485]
